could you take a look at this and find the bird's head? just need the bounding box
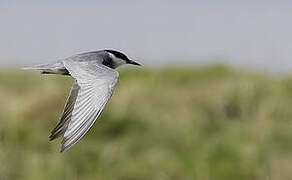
[104,50,141,68]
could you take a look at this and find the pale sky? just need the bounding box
[0,0,292,72]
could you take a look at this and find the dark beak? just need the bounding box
[128,60,141,66]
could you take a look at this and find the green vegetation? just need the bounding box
[1,65,292,180]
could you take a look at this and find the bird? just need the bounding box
[23,49,141,152]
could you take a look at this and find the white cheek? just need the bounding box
[115,58,126,66]
[108,52,126,67]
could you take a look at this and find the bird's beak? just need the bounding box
[128,60,141,66]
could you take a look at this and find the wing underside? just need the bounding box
[50,60,119,152]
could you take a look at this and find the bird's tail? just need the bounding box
[22,62,62,70]
[22,62,69,75]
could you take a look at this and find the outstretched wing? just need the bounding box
[55,60,119,152]
[49,81,80,141]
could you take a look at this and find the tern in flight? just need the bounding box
[24,50,141,152]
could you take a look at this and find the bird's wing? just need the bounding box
[58,60,119,152]
[49,81,79,141]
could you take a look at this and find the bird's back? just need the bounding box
[71,50,108,64]
[23,50,109,75]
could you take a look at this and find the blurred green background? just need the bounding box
[1,65,292,180]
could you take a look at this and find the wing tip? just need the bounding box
[60,146,67,153]
[60,137,74,153]
[49,128,65,141]
[49,134,57,141]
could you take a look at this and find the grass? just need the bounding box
[1,64,292,180]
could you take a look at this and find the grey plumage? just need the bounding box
[23,50,141,152]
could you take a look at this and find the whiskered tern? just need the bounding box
[23,50,141,152]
